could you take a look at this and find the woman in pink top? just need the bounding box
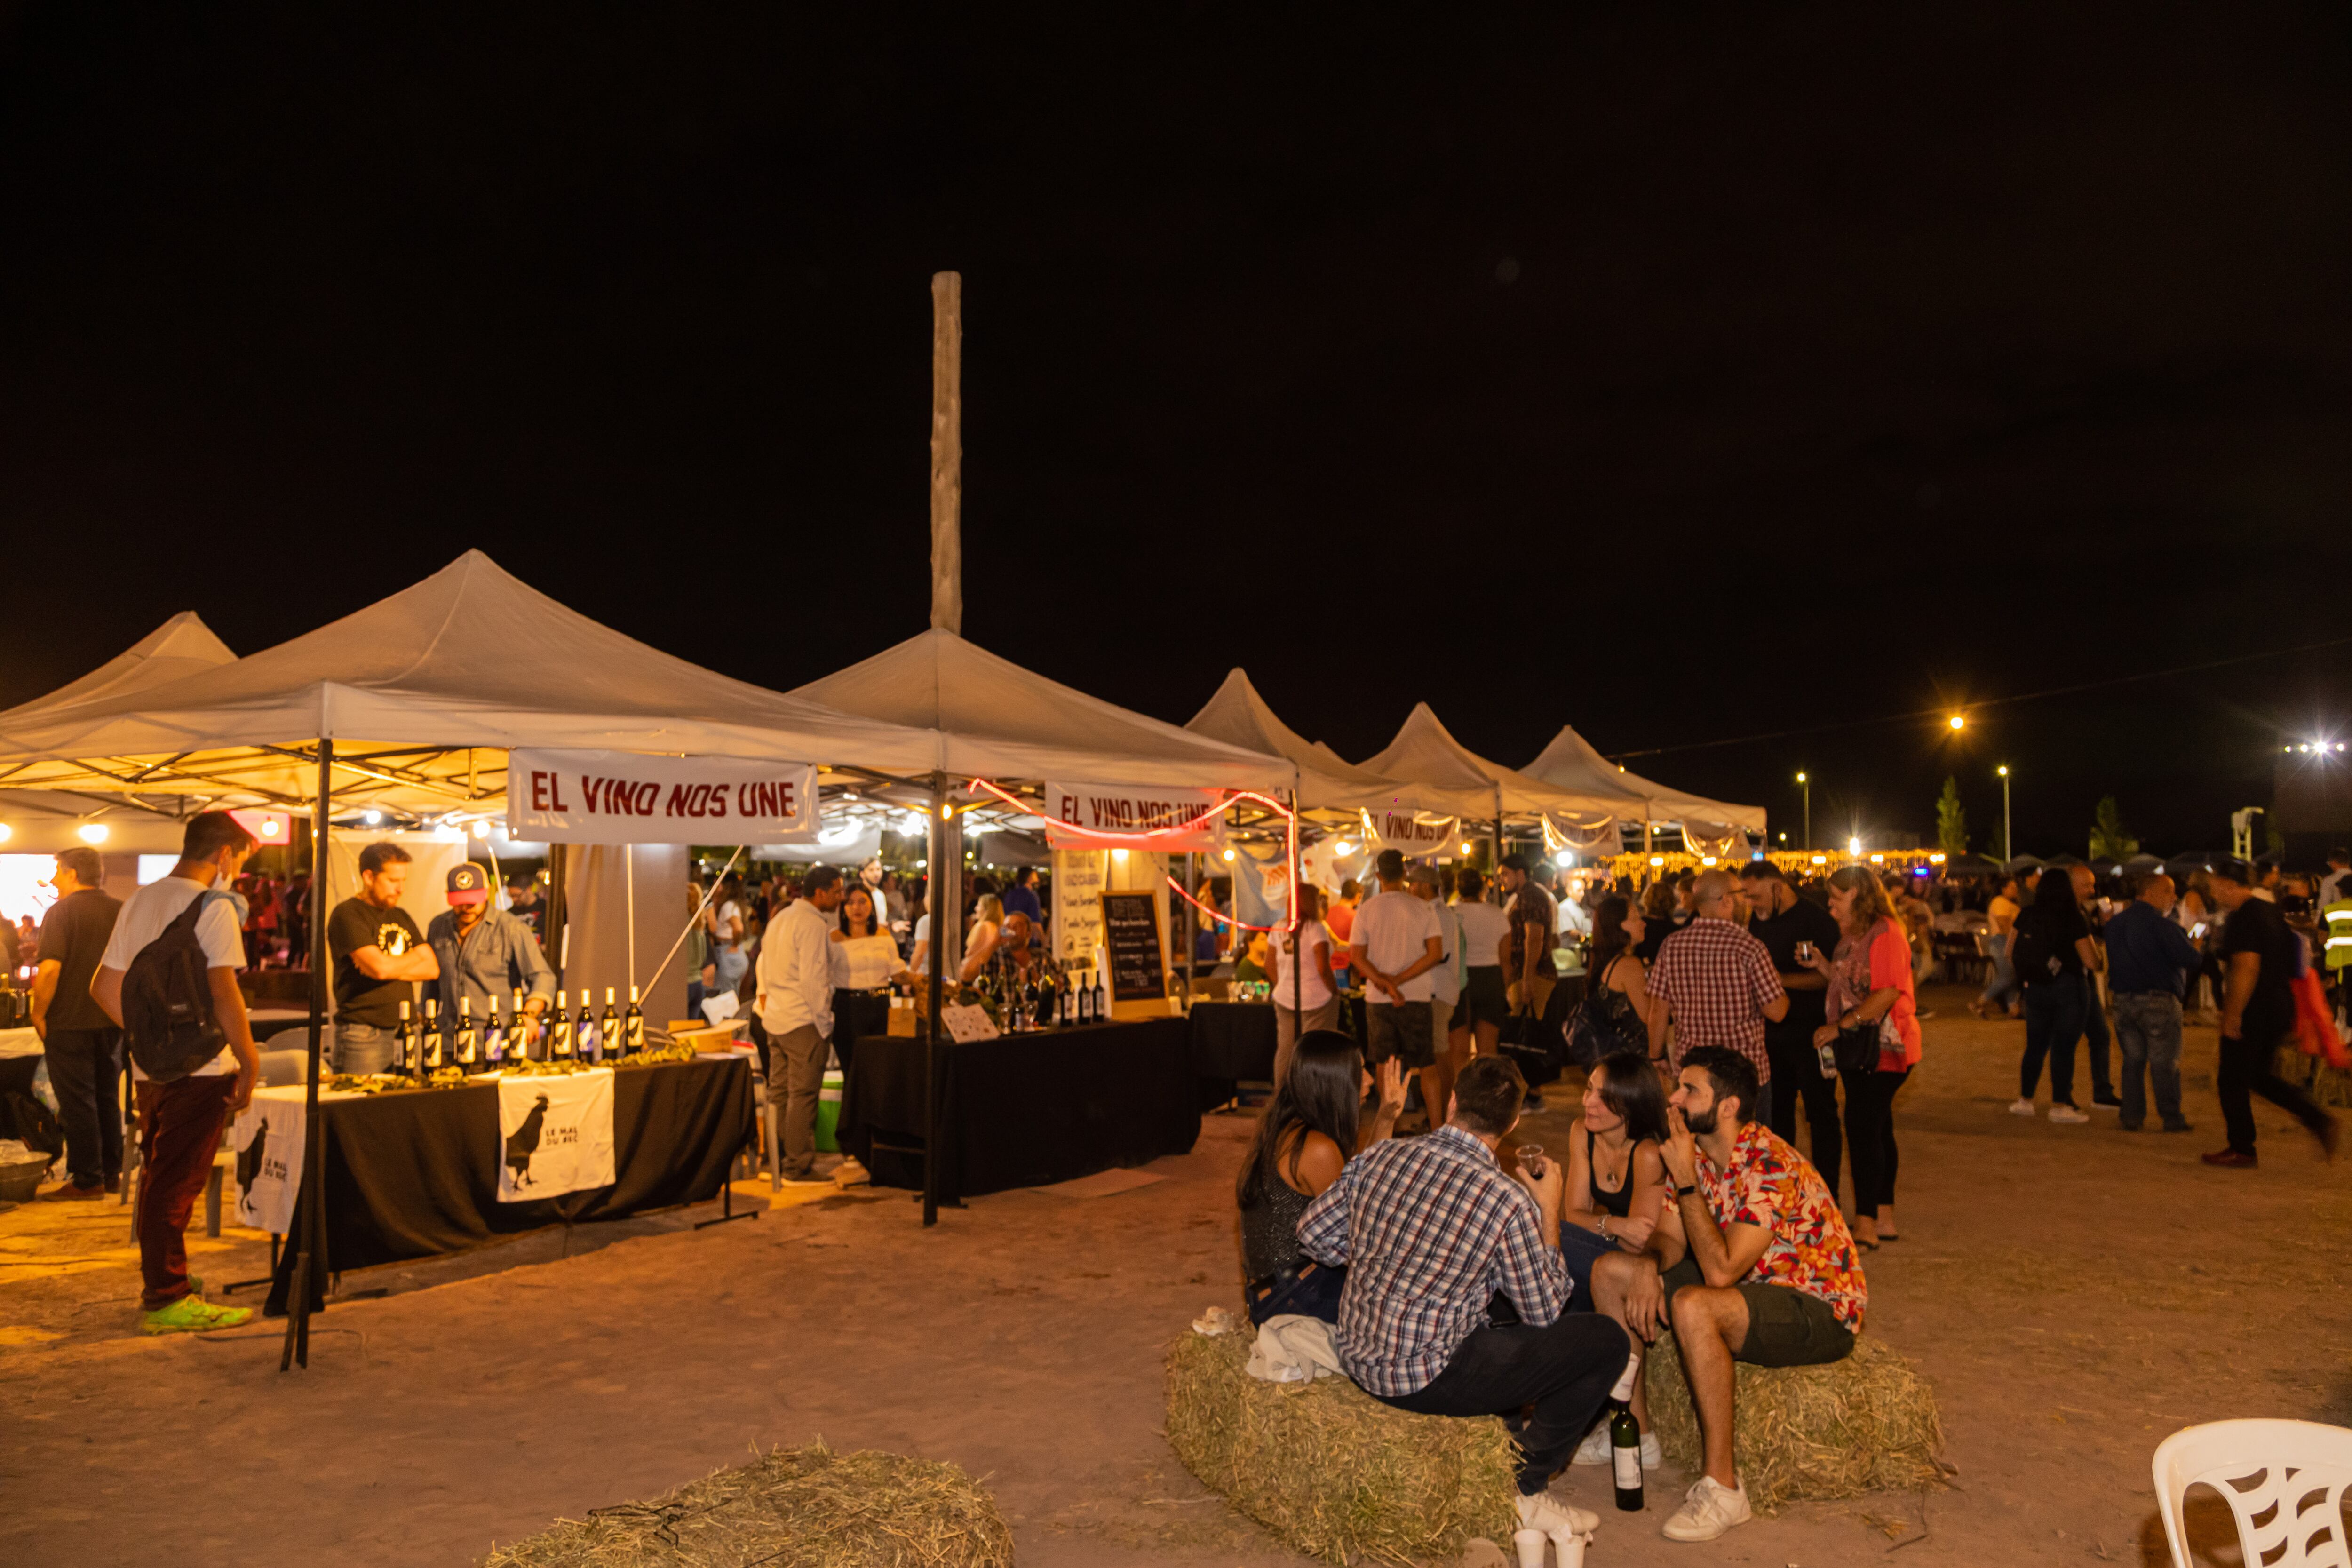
[1799,865,1921,1249]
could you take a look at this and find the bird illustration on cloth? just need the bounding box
[506,1093,550,1187]
[235,1121,269,1217]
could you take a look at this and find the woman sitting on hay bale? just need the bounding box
[1557,1051,1670,1472]
[1590,1046,1868,1544]
[1296,1054,1637,1544]
[1236,1031,1404,1325]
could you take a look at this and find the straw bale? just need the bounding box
[1164,1326,1516,1565]
[1641,1333,1943,1514]
[479,1440,1013,1568]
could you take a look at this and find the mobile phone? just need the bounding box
[2191,922,2207,939]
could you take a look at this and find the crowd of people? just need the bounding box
[1231,843,2344,1544]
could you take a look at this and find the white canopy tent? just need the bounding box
[1523,725,1764,857]
[1183,669,1486,818]
[790,629,1295,793]
[1360,703,1633,853]
[2,611,239,720]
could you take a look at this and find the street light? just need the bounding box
[1796,772,1810,851]
[1997,765,2011,862]
[1948,714,1966,731]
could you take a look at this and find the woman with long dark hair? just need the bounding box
[1236,1031,1404,1324]
[1798,864,1921,1249]
[1585,894,1658,1059]
[2006,867,2100,1123]
[1562,1051,1670,1470]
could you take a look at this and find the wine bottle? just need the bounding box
[423,995,444,1071]
[454,996,478,1067]
[550,990,576,1060]
[482,995,505,1065]
[576,988,601,1063]
[621,985,646,1058]
[394,999,416,1080]
[1091,972,1107,1024]
[511,988,531,1061]
[1608,1355,1644,1512]
[598,987,620,1061]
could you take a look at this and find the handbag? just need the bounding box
[1564,961,1646,1068]
[1829,1011,1904,1075]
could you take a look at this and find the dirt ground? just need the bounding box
[3,980,2347,1568]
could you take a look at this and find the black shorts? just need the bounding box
[1364,1001,1438,1070]
[1659,1258,1854,1369]
[1454,967,1509,1030]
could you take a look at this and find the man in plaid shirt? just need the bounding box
[1299,1056,1634,1536]
[1645,870,1788,1129]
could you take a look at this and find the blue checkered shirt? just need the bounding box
[1296,1124,1569,1397]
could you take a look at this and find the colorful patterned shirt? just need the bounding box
[1696,1120,1867,1333]
[1297,1124,1568,1396]
[1648,916,1786,1081]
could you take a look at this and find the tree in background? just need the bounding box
[1936,776,1969,857]
[2090,795,2139,861]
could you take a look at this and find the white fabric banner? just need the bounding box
[495,1069,617,1201]
[1362,809,1462,861]
[508,748,817,845]
[1043,781,1228,852]
[229,1087,310,1235]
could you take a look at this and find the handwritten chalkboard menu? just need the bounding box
[1099,890,1167,1002]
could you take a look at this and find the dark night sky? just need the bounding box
[3,5,2348,856]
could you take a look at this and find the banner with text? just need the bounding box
[496,1069,617,1202]
[1362,809,1463,861]
[1043,781,1228,852]
[508,749,817,844]
[229,1088,310,1235]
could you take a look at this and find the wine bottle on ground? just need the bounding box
[423,995,443,1071]
[597,987,619,1062]
[1609,1354,1644,1512]
[454,996,478,1067]
[621,985,645,1058]
[550,990,575,1060]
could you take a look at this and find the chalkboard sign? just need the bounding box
[1099,890,1167,1002]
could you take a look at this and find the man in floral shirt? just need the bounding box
[1589,1046,1865,1544]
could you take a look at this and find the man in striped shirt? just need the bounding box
[1299,1056,1634,1536]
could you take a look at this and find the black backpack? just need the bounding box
[123,891,232,1082]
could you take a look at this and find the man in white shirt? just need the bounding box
[756,863,846,1183]
[1410,862,1467,1125]
[1350,849,1446,1125]
[89,811,261,1335]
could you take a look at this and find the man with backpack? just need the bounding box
[89,811,261,1335]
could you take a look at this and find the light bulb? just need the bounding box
[1948,715,1965,731]
[78,823,109,844]
[1221,848,1236,862]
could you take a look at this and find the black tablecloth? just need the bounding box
[1187,1002,1277,1082]
[267,1055,753,1313]
[838,1017,1199,1202]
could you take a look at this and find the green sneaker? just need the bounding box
[141,1296,252,1335]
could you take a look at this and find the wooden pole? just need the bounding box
[930,272,963,636]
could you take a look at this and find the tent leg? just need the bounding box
[281,738,332,1373]
[923,772,947,1228]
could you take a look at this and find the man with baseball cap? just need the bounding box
[2201,857,2336,1167]
[426,860,556,1051]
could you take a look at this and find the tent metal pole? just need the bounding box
[625,848,636,993]
[1184,852,1197,1013]
[923,771,946,1228]
[1287,783,1301,1063]
[281,737,331,1372]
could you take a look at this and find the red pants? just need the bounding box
[134,1076,237,1310]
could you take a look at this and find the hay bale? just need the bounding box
[480,1440,1014,1568]
[1164,1326,1516,1564]
[1641,1334,1943,1514]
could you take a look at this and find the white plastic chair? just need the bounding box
[2155,1419,2352,1568]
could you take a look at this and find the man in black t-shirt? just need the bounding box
[1738,860,1848,1187]
[2203,859,2336,1167]
[326,841,439,1075]
[29,847,124,1197]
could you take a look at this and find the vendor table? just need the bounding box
[839,1017,1199,1203]
[265,1053,753,1314]
[1187,1001,1277,1083]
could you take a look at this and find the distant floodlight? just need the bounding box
[1849,837,1861,856]
[78,823,109,844]
[1948,715,1965,731]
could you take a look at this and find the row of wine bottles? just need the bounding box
[971,960,1109,1032]
[389,985,647,1075]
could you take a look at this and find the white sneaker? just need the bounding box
[1572,1425,1661,1469]
[2008,1098,2037,1116]
[1516,1491,1600,1538]
[1661,1475,1752,1542]
[2047,1104,2090,1124]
